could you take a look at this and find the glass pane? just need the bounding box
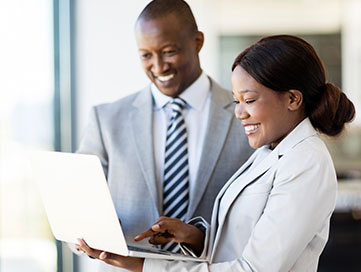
[0,1,57,271]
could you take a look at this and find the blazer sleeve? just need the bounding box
[142,141,337,272]
[179,217,210,259]
[77,106,109,177]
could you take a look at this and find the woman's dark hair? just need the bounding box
[232,35,355,136]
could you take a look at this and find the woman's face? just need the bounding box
[231,65,298,149]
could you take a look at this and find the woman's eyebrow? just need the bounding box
[237,89,256,94]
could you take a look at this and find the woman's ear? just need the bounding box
[287,89,303,111]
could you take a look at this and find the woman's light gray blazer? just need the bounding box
[143,118,337,272]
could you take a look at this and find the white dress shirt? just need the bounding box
[151,72,211,206]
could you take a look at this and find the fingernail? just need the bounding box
[99,252,106,259]
[152,224,160,231]
[134,235,140,240]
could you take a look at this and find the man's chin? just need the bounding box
[157,86,182,98]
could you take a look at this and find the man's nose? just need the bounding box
[151,56,168,74]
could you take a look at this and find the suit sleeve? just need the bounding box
[77,106,109,177]
[143,143,337,272]
[66,106,110,255]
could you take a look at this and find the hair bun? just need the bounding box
[310,82,355,136]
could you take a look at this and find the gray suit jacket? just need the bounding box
[77,77,253,248]
[144,118,337,272]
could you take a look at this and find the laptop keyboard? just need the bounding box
[128,245,174,255]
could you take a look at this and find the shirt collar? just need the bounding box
[151,72,210,111]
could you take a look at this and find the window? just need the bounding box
[0,1,57,271]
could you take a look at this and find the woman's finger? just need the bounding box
[149,233,175,245]
[76,238,102,258]
[134,228,156,241]
[134,217,185,242]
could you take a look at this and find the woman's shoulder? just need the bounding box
[277,134,336,179]
[281,132,330,159]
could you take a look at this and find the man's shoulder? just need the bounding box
[207,76,234,106]
[208,76,232,94]
[208,76,229,90]
[95,86,151,113]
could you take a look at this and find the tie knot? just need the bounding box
[168,97,187,112]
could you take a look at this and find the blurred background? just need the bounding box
[0,0,360,271]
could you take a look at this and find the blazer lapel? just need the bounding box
[186,79,234,219]
[210,147,279,260]
[214,150,260,203]
[207,151,258,256]
[129,87,160,215]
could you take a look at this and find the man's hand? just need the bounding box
[134,216,205,255]
[75,238,144,272]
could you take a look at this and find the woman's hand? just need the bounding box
[134,216,205,256]
[75,238,144,272]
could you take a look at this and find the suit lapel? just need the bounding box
[129,87,160,214]
[186,79,234,219]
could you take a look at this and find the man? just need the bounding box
[76,0,253,270]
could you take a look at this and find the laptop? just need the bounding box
[29,151,206,261]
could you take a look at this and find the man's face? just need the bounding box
[135,14,203,97]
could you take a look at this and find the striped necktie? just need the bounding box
[163,97,189,252]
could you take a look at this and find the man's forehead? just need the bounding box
[135,16,191,42]
[136,12,180,27]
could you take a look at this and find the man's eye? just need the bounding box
[163,50,176,56]
[141,53,151,59]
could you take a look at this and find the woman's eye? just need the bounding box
[232,100,239,104]
[245,99,255,104]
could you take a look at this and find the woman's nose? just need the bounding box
[234,103,248,120]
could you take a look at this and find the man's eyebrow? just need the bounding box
[138,44,178,52]
[161,44,178,48]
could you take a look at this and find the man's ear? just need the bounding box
[287,89,303,111]
[195,31,204,53]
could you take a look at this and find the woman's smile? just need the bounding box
[243,123,260,136]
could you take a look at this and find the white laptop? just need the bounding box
[29,151,206,262]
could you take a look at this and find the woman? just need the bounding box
[76,35,355,271]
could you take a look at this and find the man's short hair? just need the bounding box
[137,0,198,34]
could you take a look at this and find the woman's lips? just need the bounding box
[243,124,260,136]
